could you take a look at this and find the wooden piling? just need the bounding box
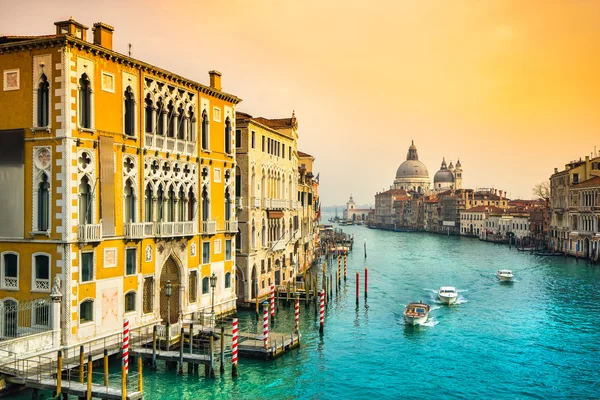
[209,335,215,378]
[79,346,85,383]
[56,350,62,397]
[121,364,127,400]
[138,357,143,392]
[103,348,109,386]
[365,267,368,299]
[166,322,171,351]
[356,272,359,306]
[220,327,225,374]
[86,355,92,400]
[151,325,157,370]
[179,327,184,373]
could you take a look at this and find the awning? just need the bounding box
[267,210,284,219]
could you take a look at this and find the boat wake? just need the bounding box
[429,305,442,312]
[454,297,468,304]
[421,318,439,327]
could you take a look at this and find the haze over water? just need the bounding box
[19,222,600,399]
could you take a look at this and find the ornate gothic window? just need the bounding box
[188,107,196,142]
[225,188,231,221]
[124,86,135,136]
[225,117,232,154]
[167,101,175,138]
[124,179,135,223]
[144,95,153,133]
[201,109,209,150]
[157,98,165,135]
[37,74,49,127]
[177,105,185,140]
[187,188,196,222]
[38,174,50,231]
[78,176,92,225]
[202,185,210,222]
[78,74,92,129]
[144,184,153,222]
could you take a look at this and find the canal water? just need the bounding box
[15,223,600,399]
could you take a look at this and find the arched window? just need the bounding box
[145,95,153,133]
[80,300,94,323]
[167,185,175,222]
[167,101,175,138]
[124,86,135,136]
[33,254,50,291]
[157,185,165,222]
[261,223,266,247]
[156,98,165,135]
[235,166,242,198]
[177,186,185,222]
[177,105,185,140]
[202,277,209,294]
[235,229,241,251]
[78,74,91,129]
[225,272,231,289]
[202,185,209,222]
[2,299,18,337]
[124,179,135,223]
[144,184,153,222]
[187,188,195,222]
[201,109,209,150]
[124,292,136,313]
[251,222,256,250]
[225,117,232,154]
[38,173,50,231]
[38,74,49,127]
[188,107,196,142]
[225,188,231,221]
[79,176,92,225]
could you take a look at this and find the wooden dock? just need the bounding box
[12,378,142,400]
[237,331,300,360]
[130,347,213,365]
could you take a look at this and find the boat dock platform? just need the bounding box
[15,378,142,400]
[237,331,300,360]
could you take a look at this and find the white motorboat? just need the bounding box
[438,286,458,304]
[403,301,430,325]
[497,269,514,282]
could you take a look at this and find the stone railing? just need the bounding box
[155,221,195,237]
[262,198,271,209]
[225,220,238,233]
[252,197,261,209]
[124,222,145,240]
[203,220,217,235]
[78,223,102,243]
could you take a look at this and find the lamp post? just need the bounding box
[210,273,217,326]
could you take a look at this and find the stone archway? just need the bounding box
[160,256,180,324]
[251,264,258,299]
[235,264,245,301]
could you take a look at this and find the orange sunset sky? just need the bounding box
[3,0,599,205]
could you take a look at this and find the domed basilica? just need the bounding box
[393,141,462,194]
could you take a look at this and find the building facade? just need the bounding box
[0,19,240,345]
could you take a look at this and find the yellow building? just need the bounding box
[0,18,241,346]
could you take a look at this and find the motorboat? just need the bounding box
[438,286,458,305]
[403,301,430,325]
[497,269,514,282]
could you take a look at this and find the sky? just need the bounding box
[2,0,599,206]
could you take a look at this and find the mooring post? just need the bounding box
[255,295,260,320]
[344,251,347,282]
[209,335,215,378]
[151,325,157,370]
[179,327,184,373]
[337,253,341,287]
[166,321,171,351]
[220,327,225,374]
[286,281,291,305]
[319,289,325,334]
[364,239,367,259]
[295,293,300,335]
[86,355,92,400]
[356,272,359,306]
[56,350,62,397]
[121,363,127,400]
[270,284,276,324]
[103,348,109,386]
[79,345,85,383]
[189,323,194,354]
[263,301,270,351]
[138,356,143,392]
[232,318,239,378]
[365,267,368,299]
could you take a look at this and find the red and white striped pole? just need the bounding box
[123,319,129,375]
[294,293,300,334]
[270,284,275,323]
[319,289,325,334]
[262,301,269,350]
[231,318,239,378]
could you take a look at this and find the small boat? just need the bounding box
[403,301,430,325]
[438,286,458,304]
[496,269,514,282]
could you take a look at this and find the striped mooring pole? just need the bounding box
[337,253,341,285]
[319,289,325,334]
[270,284,276,323]
[344,251,347,282]
[123,319,129,375]
[231,318,239,378]
[294,293,300,334]
[262,301,269,350]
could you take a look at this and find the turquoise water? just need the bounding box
[15,225,600,399]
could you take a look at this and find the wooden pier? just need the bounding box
[17,378,142,400]
[237,332,300,360]
[130,348,212,365]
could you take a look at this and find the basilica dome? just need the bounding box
[396,160,429,179]
[434,158,454,184]
[393,141,431,193]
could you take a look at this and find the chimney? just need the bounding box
[93,22,114,50]
[54,17,88,41]
[209,70,222,91]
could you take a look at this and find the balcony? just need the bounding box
[2,276,17,289]
[155,221,195,237]
[78,223,102,243]
[235,197,243,210]
[252,197,261,208]
[124,222,145,240]
[269,239,287,252]
[225,220,238,233]
[34,278,50,292]
[262,198,271,209]
[202,220,217,235]
[271,199,286,210]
